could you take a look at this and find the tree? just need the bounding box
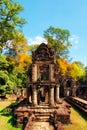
[0,55,9,70]
[0,56,16,94]
[66,61,85,80]
[85,66,87,80]
[5,31,28,56]
[0,54,30,94]
[57,57,85,80]
[80,66,87,82]
[0,0,26,53]
[44,26,71,58]
[29,44,39,53]
[0,0,33,94]
[57,58,69,76]
[5,31,32,77]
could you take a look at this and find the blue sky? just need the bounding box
[18,0,87,66]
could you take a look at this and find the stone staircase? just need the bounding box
[33,103,56,122]
[35,113,51,122]
[28,122,54,130]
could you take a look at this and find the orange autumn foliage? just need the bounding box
[57,58,69,76]
[57,58,85,80]
[17,53,32,69]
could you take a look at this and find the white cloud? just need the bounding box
[70,35,80,49]
[27,36,47,45]
[27,35,80,50]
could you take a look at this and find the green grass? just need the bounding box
[64,107,87,130]
[0,100,21,130]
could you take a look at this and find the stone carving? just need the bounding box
[32,43,55,62]
[14,43,71,130]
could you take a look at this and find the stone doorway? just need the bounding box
[37,86,48,105]
[30,122,54,130]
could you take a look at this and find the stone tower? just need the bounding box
[14,43,71,130]
[27,43,60,106]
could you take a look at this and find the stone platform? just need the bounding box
[14,100,71,129]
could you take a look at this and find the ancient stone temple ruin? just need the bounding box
[27,43,60,106]
[15,43,71,130]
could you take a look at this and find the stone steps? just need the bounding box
[30,122,54,130]
[35,113,50,122]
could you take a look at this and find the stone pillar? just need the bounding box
[67,89,70,96]
[32,85,37,106]
[22,88,27,98]
[32,64,37,82]
[49,64,54,81]
[55,84,60,103]
[27,86,32,103]
[72,85,76,97]
[26,87,29,102]
[29,95,32,103]
[49,85,54,106]
[37,65,41,80]
[45,92,49,104]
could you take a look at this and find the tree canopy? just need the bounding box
[0,0,26,53]
[57,58,85,80]
[44,26,71,58]
[0,0,31,94]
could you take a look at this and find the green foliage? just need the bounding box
[0,70,16,94]
[0,70,9,85]
[0,0,26,53]
[0,0,30,94]
[57,58,85,80]
[44,26,71,58]
[85,66,87,80]
[13,68,27,87]
[0,55,28,94]
[5,31,28,57]
[29,44,39,53]
[79,66,87,81]
[68,62,85,80]
[0,101,21,130]
[0,55,9,70]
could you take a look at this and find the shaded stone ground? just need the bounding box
[30,122,54,130]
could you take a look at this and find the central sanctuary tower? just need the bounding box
[15,43,71,130]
